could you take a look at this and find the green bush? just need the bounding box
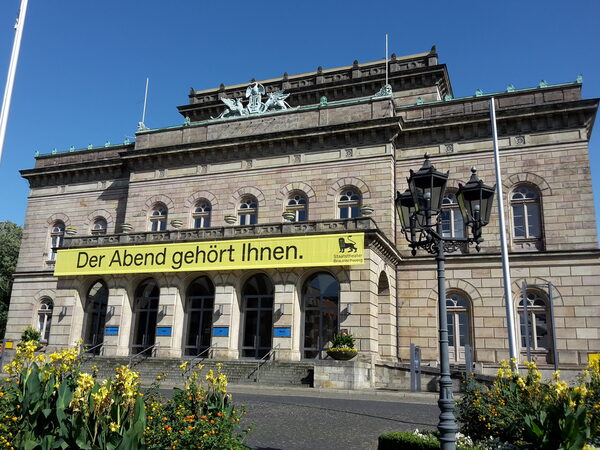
[20,326,41,344]
[330,332,355,349]
[457,360,598,449]
[378,431,439,450]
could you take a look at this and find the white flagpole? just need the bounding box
[385,33,388,86]
[0,0,29,164]
[490,97,519,366]
[141,77,149,125]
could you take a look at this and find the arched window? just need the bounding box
[511,186,542,239]
[286,192,308,222]
[132,279,159,356]
[185,277,214,356]
[84,280,109,353]
[149,203,168,232]
[302,272,340,359]
[241,274,273,358]
[37,298,53,343]
[49,221,65,261]
[238,196,258,226]
[91,217,108,235]
[446,293,472,363]
[338,188,361,219]
[518,291,551,354]
[441,193,465,238]
[192,201,212,228]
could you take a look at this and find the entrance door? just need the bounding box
[302,272,340,359]
[446,293,471,363]
[185,277,214,356]
[132,279,159,356]
[84,280,109,354]
[241,274,273,358]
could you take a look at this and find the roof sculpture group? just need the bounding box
[213,82,292,119]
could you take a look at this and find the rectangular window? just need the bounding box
[513,204,525,237]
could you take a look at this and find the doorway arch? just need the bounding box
[83,280,109,353]
[302,272,340,359]
[241,274,274,358]
[184,276,214,356]
[132,278,159,356]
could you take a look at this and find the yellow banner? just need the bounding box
[54,233,364,276]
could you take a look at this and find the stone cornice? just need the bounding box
[123,116,400,171]
[400,248,600,264]
[20,160,124,188]
[396,95,598,149]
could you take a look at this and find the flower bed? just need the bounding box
[0,339,249,449]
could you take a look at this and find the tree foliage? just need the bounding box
[0,221,22,338]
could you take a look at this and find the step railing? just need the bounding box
[185,345,216,375]
[256,344,280,383]
[128,343,160,367]
[79,342,104,364]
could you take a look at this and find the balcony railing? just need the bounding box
[63,217,378,249]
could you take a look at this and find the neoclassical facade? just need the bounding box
[6,48,600,372]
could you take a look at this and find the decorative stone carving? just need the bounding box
[213,82,293,119]
[293,154,301,163]
[345,149,353,158]
[373,84,392,98]
[515,136,526,145]
[444,144,454,153]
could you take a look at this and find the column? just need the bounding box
[212,283,238,359]
[273,282,300,361]
[105,286,129,357]
[154,285,181,358]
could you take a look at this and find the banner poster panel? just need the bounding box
[54,233,364,276]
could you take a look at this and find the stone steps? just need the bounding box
[81,357,315,388]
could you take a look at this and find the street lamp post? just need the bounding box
[395,154,495,450]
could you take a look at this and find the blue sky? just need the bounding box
[0,1,599,232]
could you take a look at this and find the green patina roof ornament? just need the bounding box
[444,94,453,101]
[183,116,191,126]
[475,89,484,97]
[34,150,39,157]
[319,96,327,106]
[69,145,75,152]
[51,148,57,154]
[539,80,548,88]
[104,141,110,147]
[576,74,583,84]
[416,97,424,105]
[87,144,93,149]
[373,84,392,99]
[124,138,130,145]
[507,84,515,92]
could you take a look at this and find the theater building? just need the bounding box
[6,47,600,378]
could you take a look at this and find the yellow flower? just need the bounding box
[109,422,119,432]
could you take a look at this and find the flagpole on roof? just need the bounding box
[0,0,29,164]
[490,97,519,366]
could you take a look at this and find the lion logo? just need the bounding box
[338,236,357,253]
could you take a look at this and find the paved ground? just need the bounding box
[227,386,440,450]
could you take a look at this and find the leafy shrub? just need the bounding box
[144,362,248,449]
[457,360,598,449]
[1,340,145,448]
[0,342,248,449]
[378,431,440,449]
[19,326,41,344]
[330,331,355,350]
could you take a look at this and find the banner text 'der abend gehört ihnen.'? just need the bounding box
[53,233,364,276]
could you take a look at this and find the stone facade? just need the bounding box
[6,47,600,373]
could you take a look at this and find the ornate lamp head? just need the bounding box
[407,153,449,227]
[456,167,496,227]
